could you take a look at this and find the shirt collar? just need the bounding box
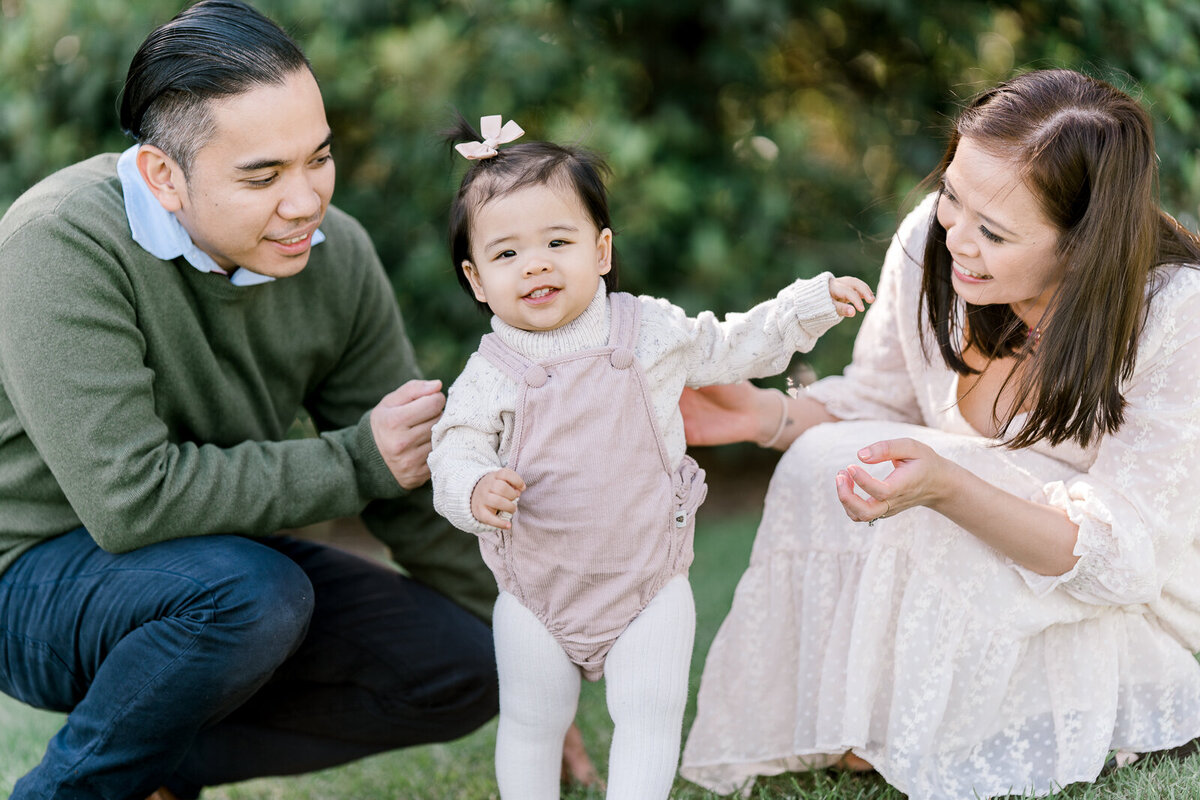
[116,144,326,287]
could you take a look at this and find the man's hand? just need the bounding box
[369,379,446,489]
[471,468,525,529]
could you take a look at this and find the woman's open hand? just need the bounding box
[835,437,957,522]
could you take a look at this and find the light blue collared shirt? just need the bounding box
[116,144,325,287]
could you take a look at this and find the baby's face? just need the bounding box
[462,182,612,332]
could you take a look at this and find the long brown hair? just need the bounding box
[920,69,1200,448]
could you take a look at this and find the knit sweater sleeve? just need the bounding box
[641,272,842,387]
[301,215,421,497]
[0,198,401,552]
[428,352,515,539]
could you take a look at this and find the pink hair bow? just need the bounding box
[455,115,525,160]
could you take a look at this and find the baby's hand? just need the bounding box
[828,275,876,317]
[471,468,526,529]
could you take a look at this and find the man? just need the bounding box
[0,1,500,796]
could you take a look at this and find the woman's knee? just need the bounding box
[787,420,877,464]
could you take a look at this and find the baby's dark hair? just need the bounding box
[447,117,620,312]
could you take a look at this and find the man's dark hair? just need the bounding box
[118,0,312,174]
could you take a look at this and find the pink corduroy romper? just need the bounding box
[477,291,708,681]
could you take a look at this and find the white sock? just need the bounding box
[493,592,580,800]
[603,575,696,800]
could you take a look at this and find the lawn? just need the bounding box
[3,512,1199,799]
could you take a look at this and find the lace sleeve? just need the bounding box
[805,194,935,424]
[1013,267,1200,605]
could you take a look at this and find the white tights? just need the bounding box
[493,575,696,800]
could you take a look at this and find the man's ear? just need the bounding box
[135,144,186,213]
[462,260,488,303]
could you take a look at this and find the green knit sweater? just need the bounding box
[0,154,418,578]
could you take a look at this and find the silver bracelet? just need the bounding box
[757,388,790,449]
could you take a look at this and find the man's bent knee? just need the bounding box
[166,536,315,681]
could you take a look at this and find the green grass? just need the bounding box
[4,512,1199,799]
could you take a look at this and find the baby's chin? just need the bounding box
[494,309,589,333]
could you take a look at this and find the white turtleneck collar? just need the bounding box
[489,280,611,360]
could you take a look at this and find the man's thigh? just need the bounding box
[0,528,305,712]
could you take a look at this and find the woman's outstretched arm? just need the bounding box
[680,382,838,451]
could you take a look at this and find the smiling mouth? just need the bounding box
[524,287,557,299]
[272,232,310,245]
[954,262,992,280]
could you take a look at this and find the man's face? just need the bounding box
[171,69,335,278]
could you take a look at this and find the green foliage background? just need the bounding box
[3,0,1199,381]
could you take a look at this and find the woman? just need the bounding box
[679,68,1200,799]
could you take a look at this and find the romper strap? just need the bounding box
[478,333,531,382]
[606,292,641,351]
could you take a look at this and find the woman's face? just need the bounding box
[936,136,1064,326]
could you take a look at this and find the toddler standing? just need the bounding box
[429,115,873,799]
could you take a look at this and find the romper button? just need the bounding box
[523,365,548,388]
[610,347,634,369]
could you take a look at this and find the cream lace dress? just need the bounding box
[680,195,1200,799]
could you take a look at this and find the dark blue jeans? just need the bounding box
[0,529,497,800]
